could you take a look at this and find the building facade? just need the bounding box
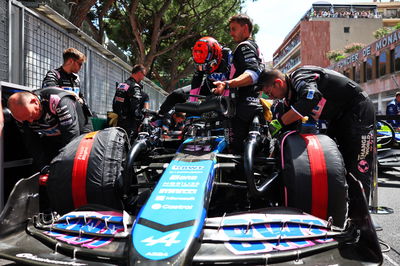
[331,28,400,114]
[273,3,382,73]
[273,1,400,113]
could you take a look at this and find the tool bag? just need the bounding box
[47,127,129,214]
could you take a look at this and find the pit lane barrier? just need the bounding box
[370,114,395,215]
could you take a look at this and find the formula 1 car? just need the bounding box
[0,96,382,265]
[377,120,400,169]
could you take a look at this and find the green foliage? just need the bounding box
[101,0,244,91]
[344,43,365,54]
[327,43,364,63]
[373,27,392,39]
[326,50,345,62]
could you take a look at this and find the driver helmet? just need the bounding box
[192,36,222,73]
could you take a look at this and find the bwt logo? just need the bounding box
[171,165,204,170]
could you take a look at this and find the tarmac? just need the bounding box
[371,167,400,266]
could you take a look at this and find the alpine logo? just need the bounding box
[171,165,204,171]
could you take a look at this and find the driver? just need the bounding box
[158,37,232,116]
[258,66,375,201]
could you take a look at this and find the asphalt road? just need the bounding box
[1,169,400,266]
[371,167,400,266]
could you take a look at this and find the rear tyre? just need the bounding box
[282,133,348,227]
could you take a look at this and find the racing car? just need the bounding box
[0,96,382,265]
[377,119,400,169]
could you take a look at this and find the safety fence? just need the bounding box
[1,0,167,116]
[0,0,8,82]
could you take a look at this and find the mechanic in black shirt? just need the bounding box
[161,111,186,138]
[7,88,93,171]
[213,14,264,152]
[112,64,149,140]
[258,66,375,201]
[41,47,92,117]
[158,37,232,115]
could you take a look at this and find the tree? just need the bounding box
[69,0,116,43]
[68,0,97,28]
[105,0,243,92]
[66,0,247,92]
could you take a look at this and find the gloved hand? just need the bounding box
[269,119,283,137]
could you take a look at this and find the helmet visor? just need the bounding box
[194,58,218,73]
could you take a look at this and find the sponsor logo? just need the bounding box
[142,231,180,247]
[159,188,197,194]
[151,203,193,210]
[45,113,52,121]
[171,165,204,171]
[358,160,370,173]
[16,253,87,265]
[151,203,162,209]
[162,181,200,187]
[145,252,168,257]
[306,89,315,99]
[169,175,197,180]
[209,72,228,81]
[155,195,166,201]
[77,146,90,161]
[246,97,259,103]
[155,195,195,201]
[358,133,372,160]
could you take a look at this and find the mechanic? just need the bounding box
[161,111,186,137]
[386,91,400,129]
[41,47,92,117]
[213,14,264,153]
[158,36,231,116]
[7,88,93,172]
[112,64,149,140]
[258,66,375,201]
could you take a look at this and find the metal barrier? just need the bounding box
[1,0,167,117]
[0,87,3,210]
[370,114,396,215]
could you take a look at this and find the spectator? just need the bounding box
[112,64,149,140]
[213,14,264,152]
[386,91,400,129]
[258,66,375,201]
[7,89,93,171]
